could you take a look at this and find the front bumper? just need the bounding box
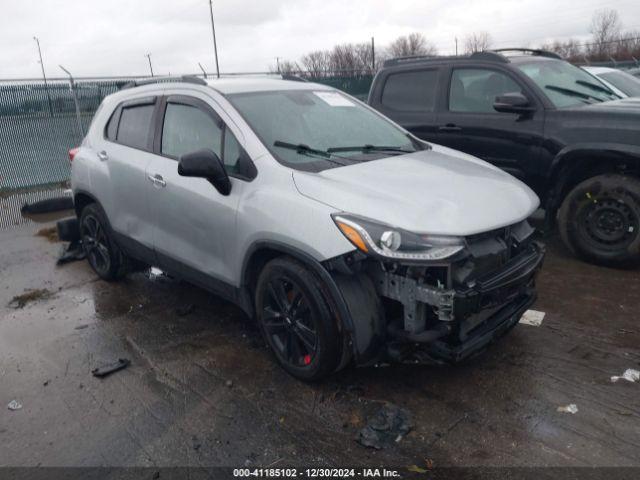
[375,241,545,362]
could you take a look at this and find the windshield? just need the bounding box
[600,71,640,97]
[515,59,620,108]
[227,89,419,171]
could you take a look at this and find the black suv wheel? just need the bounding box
[79,203,130,280]
[255,257,342,381]
[558,174,640,266]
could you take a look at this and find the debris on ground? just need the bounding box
[611,368,640,383]
[176,303,195,317]
[8,289,52,309]
[7,400,22,411]
[43,380,50,387]
[91,358,131,378]
[36,226,58,243]
[519,309,545,326]
[57,240,85,266]
[557,404,579,414]
[74,324,89,330]
[226,380,233,388]
[356,403,413,449]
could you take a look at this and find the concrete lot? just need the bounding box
[0,222,639,471]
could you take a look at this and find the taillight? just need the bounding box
[68,147,79,162]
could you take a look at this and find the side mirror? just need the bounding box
[178,149,231,195]
[493,92,535,114]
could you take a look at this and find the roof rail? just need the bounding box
[469,51,509,63]
[490,48,562,60]
[121,75,207,90]
[383,54,443,68]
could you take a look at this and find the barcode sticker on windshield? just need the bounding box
[314,91,355,107]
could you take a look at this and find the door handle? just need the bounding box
[438,124,462,132]
[147,174,166,187]
[97,150,109,161]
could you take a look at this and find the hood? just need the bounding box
[292,145,539,236]
[575,97,640,113]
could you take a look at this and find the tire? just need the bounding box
[79,203,129,281]
[558,174,640,267]
[255,257,342,381]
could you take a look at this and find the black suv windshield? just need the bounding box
[227,89,421,171]
[515,59,620,107]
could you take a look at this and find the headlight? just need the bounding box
[332,214,465,261]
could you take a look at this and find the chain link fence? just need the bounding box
[0,73,374,228]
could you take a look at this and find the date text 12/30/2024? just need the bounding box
[233,468,401,478]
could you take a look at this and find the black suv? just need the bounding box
[368,49,640,266]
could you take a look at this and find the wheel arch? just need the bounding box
[241,241,365,364]
[546,144,640,221]
[73,190,100,218]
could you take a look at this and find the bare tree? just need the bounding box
[269,59,300,75]
[541,39,583,61]
[387,33,437,58]
[463,32,492,54]
[300,50,331,77]
[589,9,622,60]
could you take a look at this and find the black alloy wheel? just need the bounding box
[79,203,129,280]
[255,257,342,381]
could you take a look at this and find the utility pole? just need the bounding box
[145,53,154,77]
[371,37,375,71]
[59,65,83,138]
[33,36,53,116]
[198,62,208,79]
[455,37,458,56]
[275,57,281,74]
[208,0,220,78]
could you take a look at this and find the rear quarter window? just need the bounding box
[380,69,439,111]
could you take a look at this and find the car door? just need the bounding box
[146,93,246,293]
[96,96,158,256]
[435,66,545,181]
[372,67,441,142]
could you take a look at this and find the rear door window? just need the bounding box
[381,69,439,111]
[116,103,155,149]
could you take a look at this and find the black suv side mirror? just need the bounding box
[178,149,231,195]
[493,92,535,114]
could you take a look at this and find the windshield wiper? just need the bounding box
[273,140,347,166]
[327,144,415,154]
[575,80,618,97]
[544,85,600,103]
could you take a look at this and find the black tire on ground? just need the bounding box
[255,256,342,382]
[558,174,640,267]
[79,203,129,281]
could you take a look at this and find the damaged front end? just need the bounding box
[329,216,545,365]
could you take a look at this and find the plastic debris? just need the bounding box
[557,404,578,414]
[356,403,413,449]
[7,400,22,411]
[519,309,545,326]
[611,368,640,383]
[91,358,130,378]
[57,240,86,265]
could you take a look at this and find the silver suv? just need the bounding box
[71,75,544,381]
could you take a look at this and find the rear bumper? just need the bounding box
[377,241,545,363]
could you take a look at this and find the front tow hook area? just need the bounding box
[387,322,451,343]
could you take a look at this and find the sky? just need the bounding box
[1,0,639,79]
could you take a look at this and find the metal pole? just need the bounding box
[208,0,220,78]
[371,37,375,71]
[198,62,208,79]
[276,57,281,74]
[455,37,458,56]
[145,53,154,77]
[33,36,53,116]
[59,65,84,138]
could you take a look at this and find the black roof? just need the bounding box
[382,48,562,68]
